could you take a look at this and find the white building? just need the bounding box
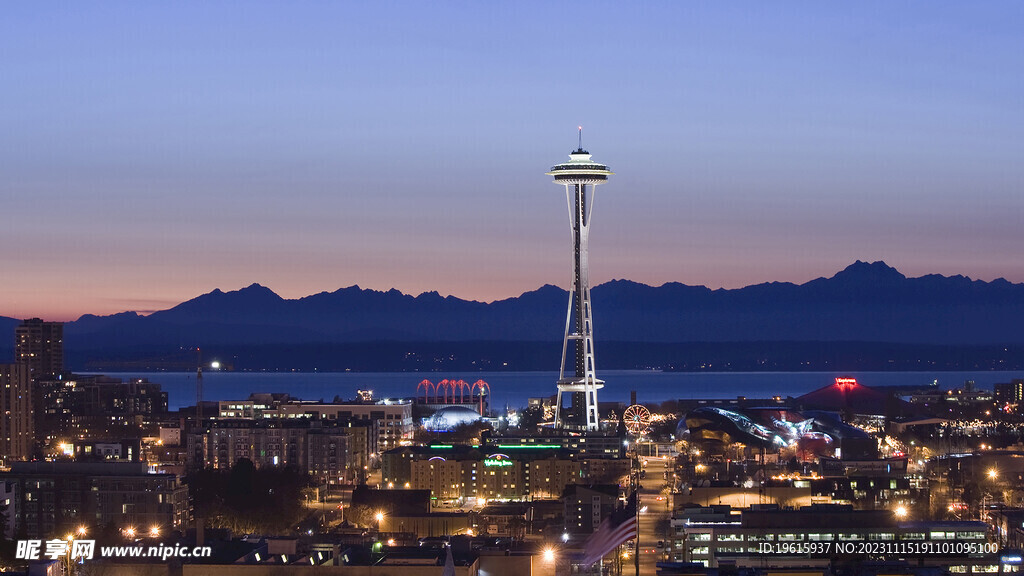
[217,395,413,451]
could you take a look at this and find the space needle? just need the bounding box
[547,128,613,431]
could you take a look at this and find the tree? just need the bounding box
[518,405,544,431]
[186,461,313,534]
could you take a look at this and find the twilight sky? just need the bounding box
[2,3,1023,321]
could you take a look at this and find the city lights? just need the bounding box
[2,10,1020,575]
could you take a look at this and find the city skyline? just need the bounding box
[3,3,1023,320]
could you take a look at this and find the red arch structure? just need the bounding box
[454,379,469,403]
[417,379,434,403]
[414,378,492,411]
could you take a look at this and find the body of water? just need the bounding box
[85,370,1023,411]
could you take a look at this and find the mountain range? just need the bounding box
[2,261,1024,371]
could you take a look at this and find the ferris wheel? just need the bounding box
[623,404,651,436]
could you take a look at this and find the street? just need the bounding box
[634,456,673,576]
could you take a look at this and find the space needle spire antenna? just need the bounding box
[546,131,614,431]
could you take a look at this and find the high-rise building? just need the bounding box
[0,363,33,462]
[15,318,64,378]
[546,134,613,431]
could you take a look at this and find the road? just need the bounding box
[634,456,673,576]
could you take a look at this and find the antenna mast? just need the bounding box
[196,347,203,425]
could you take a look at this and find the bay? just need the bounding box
[83,370,1023,412]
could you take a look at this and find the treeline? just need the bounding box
[187,460,312,534]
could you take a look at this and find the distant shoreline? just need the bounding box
[78,369,1023,412]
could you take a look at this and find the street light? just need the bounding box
[150,526,160,538]
[988,468,998,480]
[77,526,87,537]
[894,505,908,519]
[542,546,555,562]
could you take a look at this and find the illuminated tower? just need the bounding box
[547,130,613,431]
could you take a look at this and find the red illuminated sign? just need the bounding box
[834,377,858,388]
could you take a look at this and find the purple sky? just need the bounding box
[2,3,1023,321]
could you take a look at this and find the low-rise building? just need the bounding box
[382,444,629,503]
[478,503,530,538]
[483,433,624,459]
[563,484,619,535]
[187,418,373,482]
[1,480,17,539]
[0,461,188,539]
[216,394,413,451]
[35,374,167,443]
[672,503,992,571]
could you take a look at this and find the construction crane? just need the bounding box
[195,347,203,426]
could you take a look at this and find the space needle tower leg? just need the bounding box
[546,130,613,431]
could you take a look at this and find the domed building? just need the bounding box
[423,405,483,432]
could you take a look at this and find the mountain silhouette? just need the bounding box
[3,261,1023,371]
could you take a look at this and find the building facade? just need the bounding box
[35,375,168,442]
[0,363,33,463]
[0,461,189,539]
[672,504,993,571]
[483,434,624,459]
[383,445,629,502]
[188,418,373,482]
[563,484,619,535]
[15,319,63,378]
[217,395,412,451]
